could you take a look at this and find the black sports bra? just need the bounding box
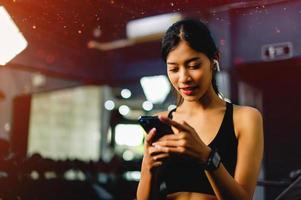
[157,102,238,196]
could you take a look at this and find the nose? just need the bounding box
[178,69,192,83]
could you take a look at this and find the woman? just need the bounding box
[136,19,263,200]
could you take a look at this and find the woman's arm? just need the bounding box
[136,156,156,200]
[205,106,264,200]
[136,128,169,200]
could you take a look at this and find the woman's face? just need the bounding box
[166,41,214,102]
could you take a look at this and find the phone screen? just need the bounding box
[138,116,173,141]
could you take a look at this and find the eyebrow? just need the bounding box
[167,57,201,65]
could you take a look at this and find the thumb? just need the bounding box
[181,120,194,132]
[145,128,156,146]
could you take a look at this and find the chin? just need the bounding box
[183,96,201,102]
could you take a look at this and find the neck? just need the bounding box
[178,87,225,114]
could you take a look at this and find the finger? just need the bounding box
[151,161,163,170]
[146,128,157,145]
[148,145,162,155]
[153,153,170,161]
[157,146,186,154]
[153,140,184,148]
[178,120,195,133]
[158,115,191,132]
[150,144,185,155]
[181,120,195,131]
[149,145,169,155]
[157,133,182,141]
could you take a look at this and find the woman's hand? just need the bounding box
[151,115,212,164]
[141,128,170,173]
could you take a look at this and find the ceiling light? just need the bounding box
[0,6,28,65]
[104,100,115,110]
[126,13,182,40]
[122,150,134,161]
[121,89,131,99]
[118,105,130,116]
[140,75,171,104]
[32,73,46,87]
[115,124,144,146]
[88,13,182,51]
[142,101,153,111]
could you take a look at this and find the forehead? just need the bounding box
[166,41,207,63]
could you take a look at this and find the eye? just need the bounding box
[188,63,201,69]
[168,67,179,72]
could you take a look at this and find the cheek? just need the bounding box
[197,69,211,82]
[202,72,213,89]
[167,73,179,88]
[191,71,204,83]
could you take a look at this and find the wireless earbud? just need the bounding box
[213,59,221,72]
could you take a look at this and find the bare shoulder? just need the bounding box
[233,104,263,120]
[233,104,263,138]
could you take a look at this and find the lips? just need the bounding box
[180,86,198,95]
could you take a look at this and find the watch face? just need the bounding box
[212,151,221,168]
[206,150,221,170]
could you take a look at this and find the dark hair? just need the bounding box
[161,19,220,106]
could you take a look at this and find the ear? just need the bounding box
[214,51,221,61]
[213,59,221,72]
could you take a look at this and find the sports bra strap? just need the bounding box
[168,107,177,119]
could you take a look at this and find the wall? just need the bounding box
[0,67,81,140]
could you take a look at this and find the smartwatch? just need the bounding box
[205,149,221,171]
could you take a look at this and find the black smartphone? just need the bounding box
[138,116,173,141]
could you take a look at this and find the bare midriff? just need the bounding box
[166,192,217,200]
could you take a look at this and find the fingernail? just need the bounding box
[152,143,160,148]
